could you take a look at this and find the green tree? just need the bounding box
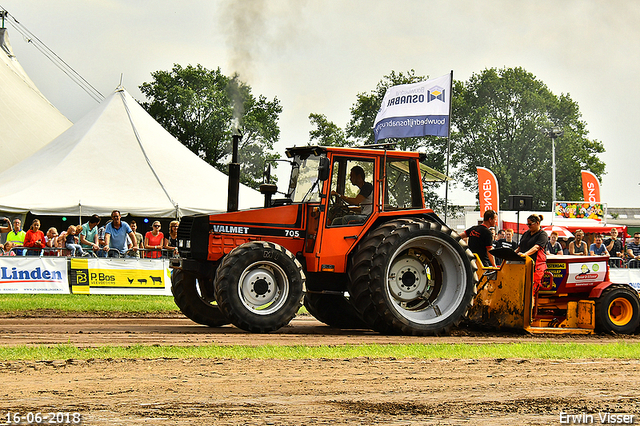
[309,70,458,216]
[452,67,605,210]
[139,64,282,188]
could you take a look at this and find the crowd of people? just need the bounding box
[461,210,640,271]
[0,211,180,258]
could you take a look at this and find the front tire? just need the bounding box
[595,284,640,334]
[367,219,477,335]
[171,269,229,327]
[214,241,305,333]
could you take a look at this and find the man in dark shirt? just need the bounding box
[460,209,497,267]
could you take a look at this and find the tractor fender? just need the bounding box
[589,281,615,299]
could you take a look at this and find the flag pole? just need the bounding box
[444,70,453,224]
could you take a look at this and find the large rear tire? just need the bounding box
[171,269,229,327]
[352,219,477,336]
[214,241,305,333]
[595,284,640,334]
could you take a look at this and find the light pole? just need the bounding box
[546,127,564,211]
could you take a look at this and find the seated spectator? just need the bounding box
[6,218,26,255]
[80,215,101,254]
[144,221,164,258]
[64,225,85,257]
[589,234,609,256]
[627,233,640,268]
[1,241,15,256]
[546,231,563,255]
[568,229,588,255]
[44,227,60,256]
[560,239,569,255]
[23,219,46,256]
[164,220,179,256]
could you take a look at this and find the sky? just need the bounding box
[1,0,639,208]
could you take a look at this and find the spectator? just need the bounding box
[164,220,179,256]
[44,227,60,256]
[96,222,109,257]
[589,234,609,256]
[144,221,164,258]
[23,219,46,256]
[560,239,569,255]
[516,214,548,292]
[64,225,85,257]
[546,231,563,255]
[496,229,506,242]
[6,218,26,255]
[1,241,15,256]
[627,233,640,268]
[103,210,137,257]
[494,229,516,250]
[604,228,624,259]
[80,214,101,254]
[130,220,144,250]
[569,229,588,256]
[0,217,11,234]
[459,210,497,267]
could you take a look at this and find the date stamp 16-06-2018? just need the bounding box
[3,412,82,425]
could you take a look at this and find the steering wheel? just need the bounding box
[328,193,352,222]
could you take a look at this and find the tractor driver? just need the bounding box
[331,166,373,225]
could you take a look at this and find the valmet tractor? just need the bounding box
[170,143,479,335]
[469,248,640,334]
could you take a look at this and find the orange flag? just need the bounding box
[581,170,601,203]
[477,167,499,217]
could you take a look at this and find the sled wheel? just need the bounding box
[214,241,305,333]
[171,269,229,327]
[595,284,640,334]
[368,219,477,335]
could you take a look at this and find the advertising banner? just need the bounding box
[0,257,69,294]
[554,202,605,221]
[373,73,451,141]
[69,258,171,295]
[476,166,499,218]
[566,261,607,285]
[581,170,601,203]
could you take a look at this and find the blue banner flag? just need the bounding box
[373,73,451,141]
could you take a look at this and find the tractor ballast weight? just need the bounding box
[170,145,478,335]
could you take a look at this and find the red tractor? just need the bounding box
[170,144,478,335]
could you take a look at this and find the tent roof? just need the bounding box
[0,86,262,217]
[0,29,71,172]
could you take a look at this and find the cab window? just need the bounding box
[385,159,422,210]
[327,157,374,226]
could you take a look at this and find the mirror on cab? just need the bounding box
[318,156,330,181]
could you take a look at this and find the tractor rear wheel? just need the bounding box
[595,284,640,334]
[214,241,305,333]
[171,269,229,327]
[352,218,477,336]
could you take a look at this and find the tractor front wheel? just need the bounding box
[214,241,305,333]
[595,284,640,334]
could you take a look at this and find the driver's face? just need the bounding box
[349,171,357,185]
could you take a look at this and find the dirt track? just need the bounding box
[1,315,639,425]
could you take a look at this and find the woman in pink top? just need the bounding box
[144,221,165,258]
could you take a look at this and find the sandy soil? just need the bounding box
[1,315,639,425]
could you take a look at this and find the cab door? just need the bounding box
[312,155,377,273]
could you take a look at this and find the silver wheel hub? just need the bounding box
[388,255,432,302]
[241,268,278,306]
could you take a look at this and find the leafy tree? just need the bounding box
[309,70,459,216]
[139,64,282,188]
[452,67,605,210]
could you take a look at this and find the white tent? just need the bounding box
[0,86,263,217]
[0,28,72,172]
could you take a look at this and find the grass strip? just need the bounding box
[0,294,179,313]
[1,342,639,361]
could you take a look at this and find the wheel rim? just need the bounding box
[608,297,633,326]
[384,236,467,325]
[238,261,290,315]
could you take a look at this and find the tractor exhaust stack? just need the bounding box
[227,132,241,212]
